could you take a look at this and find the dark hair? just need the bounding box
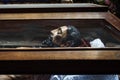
[61,25,82,47]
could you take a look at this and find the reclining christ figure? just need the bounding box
[42,25,105,48]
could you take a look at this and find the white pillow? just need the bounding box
[90,38,105,48]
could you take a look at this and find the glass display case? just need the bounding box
[0,3,119,60]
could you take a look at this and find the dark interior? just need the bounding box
[0,19,120,48]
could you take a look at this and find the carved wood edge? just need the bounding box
[105,11,120,31]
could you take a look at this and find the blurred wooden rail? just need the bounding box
[0,12,106,20]
[0,49,119,60]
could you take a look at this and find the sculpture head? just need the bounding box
[50,25,81,47]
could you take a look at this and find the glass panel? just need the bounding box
[0,19,119,48]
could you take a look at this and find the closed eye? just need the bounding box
[57,28,62,34]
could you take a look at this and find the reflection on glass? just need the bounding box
[0,19,119,48]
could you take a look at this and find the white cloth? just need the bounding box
[90,38,105,48]
[50,75,119,80]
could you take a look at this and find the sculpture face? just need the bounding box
[42,25,83,47]
[50,26,68,46]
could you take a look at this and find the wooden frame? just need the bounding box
[0,4,119,60]
[0,3,108,13]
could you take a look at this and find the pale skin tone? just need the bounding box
[51,26,68,46]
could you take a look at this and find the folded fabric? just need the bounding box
[90,38,105,48]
